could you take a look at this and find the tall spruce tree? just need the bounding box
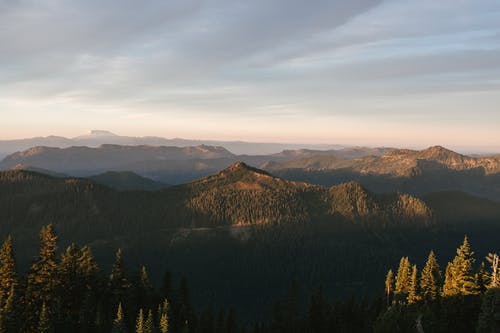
[111,303,127,333]
[420,250,441,301]
[0,287,17,333]
[144,309,155,333]
[109,248,130,308]
[136,308,145,333]
[38,303,53,333]
[385,269,394,306]
[395,257,411,302]
[26,225,59,331]
[0,236,17,304]
[158,299,169,333]
[442,236,479,296]
[407,265,420,304]
[159,313,169,333]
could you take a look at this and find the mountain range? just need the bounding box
[0,130,344,158]
[266,146,500,201]
[2,143,500,201]
[0,143,391,184]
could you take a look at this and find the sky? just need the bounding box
[1,0,499,150]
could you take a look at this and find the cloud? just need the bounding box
[0,0,499,147]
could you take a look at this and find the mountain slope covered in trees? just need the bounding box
[0,164,500,329]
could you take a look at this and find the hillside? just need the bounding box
[1,165,500,323]
[0,144,236,182]
[0,144,400,184]
[89,171,168,191]
[266,146,500,201]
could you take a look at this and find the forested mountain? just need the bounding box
[0,144,390,184]
[89,171,168,191]
[0,164,500,331]
[3,144,500,200]
[266,146,500,201]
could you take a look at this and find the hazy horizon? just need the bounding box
[1,1,499,150]
[1,129,499,155]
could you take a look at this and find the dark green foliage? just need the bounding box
[477,287,500,333]
[0,236,17,304]
[25,225,59,331]
[0,287,18,333]
[38,303,53,333]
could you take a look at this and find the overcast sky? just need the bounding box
[1,0,499,149]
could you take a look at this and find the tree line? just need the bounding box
[0,225,243,333]
[376,236,500,332]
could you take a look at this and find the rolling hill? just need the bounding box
[89,171,168,191]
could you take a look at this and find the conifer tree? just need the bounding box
[0,287,17,333]
[38,303,53,333]
[109,248,130,308]
[442,263,454,296]
[159,313,169,333]
[394,257,411,302]
[442,236,479,296]
[407,265,420,304]
[136,308,145,333]
[385,269,394,306]
[111,303,127,333]
[0,236,17,304]
[144,309,155,333]
[420,250,441,301]
[26,225,59,331]
[158,299,169,333]
[139,266,154,310]
[477,262,490,292]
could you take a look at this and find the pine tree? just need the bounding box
[158,299,169,333]
[407,265,420,304]
[139,266,153,310]
[109,248,130,308]
[477,262,489,292]
[111,303,127,333]
[26,225,59,331]
[420,250,441,301]
[0,287,17,333]
[385,269,394,306]
[394,257,411,302]
[159,313,169,333]
[38,303,53,333]
[442,263,454,296]
[144,309,155,333]
[442,236,479,296]
[136,308,145,333]
[0,235,17,304]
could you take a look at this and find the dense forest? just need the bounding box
[0,226,498,332]
[1,166,500,331]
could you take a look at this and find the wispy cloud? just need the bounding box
[0,0,499,149]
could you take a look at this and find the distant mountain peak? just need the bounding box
[88,130,117,136]
[418,146,464,160]
[222,162,270,176]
